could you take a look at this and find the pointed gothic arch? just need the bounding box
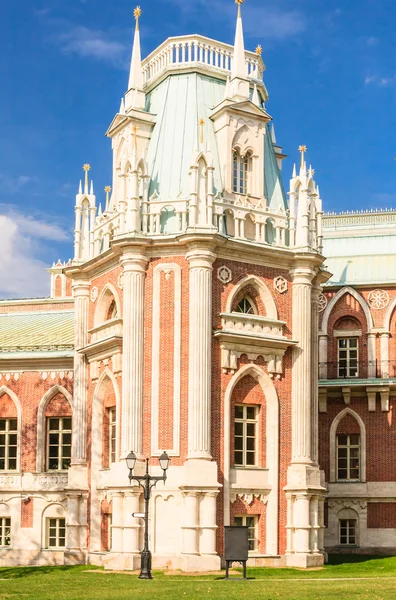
[329,407,366,483]
[36,385,73,473]
[226,275,278,320]
[90,368,121,552]
[94,283,121,327]
[0,386,22,472]
[383,296,396,332]
[321,286,373,335]
[223,363,279,555]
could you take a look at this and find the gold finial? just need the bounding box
[298,145,307,170]
[199,118,205,145]
[255,44,263,56]
[308,167,315,178]
[134,6,141,29]
[235,0,245,17]
[83,164,91,190]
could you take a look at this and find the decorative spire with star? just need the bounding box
[231,0,247,82]
[126,6,145,111]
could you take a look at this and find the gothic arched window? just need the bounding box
[106,299,118,321]
[236,298,255,315]
[233,150,248,195]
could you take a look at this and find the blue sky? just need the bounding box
[0,0,395,297]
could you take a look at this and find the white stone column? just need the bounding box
[291,267,314,464]
[367,333,377,378]
[182,492,199,555]
[111,493,124,552]
[186,247,216,460]
[318,498,325,552]
[123,491,141,554]
[120,250,148,458]
[66,494,81,551]
[311,285,320,466]
[310,495,319,554]
[199,492,218,555]
[380,332,390,378]
[72,280,90,464]
[318,334,328,379]
[293,494,311,554]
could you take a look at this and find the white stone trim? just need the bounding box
[90,368,121,551]
[151,263,181,457]
[333,329,362,338]
[223,363,279,556]
[36,385,74,473]
[94,282,122,327]
[0,386,22,473]
[321,286,374,335]
[329,407,366,484]
[383,296,396,331]
[226,275,278,320]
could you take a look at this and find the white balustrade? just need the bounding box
[89,318,123,344]
[220,312,285,339]
[142,35,264,88]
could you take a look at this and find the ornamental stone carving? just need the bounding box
[368,289,389,310]
[118,272,124,290]
[273,276,288,294]
[217,266,232,285]
[318,293,328,312]
[90,286,99,303]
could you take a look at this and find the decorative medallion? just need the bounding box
[118,272,124,290]
[318,293,328,312]
[217,266,232,285]
[273,276,288,294]
[90,287,98,303]
[368,289,389,310]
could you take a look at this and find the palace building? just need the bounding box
[1,2,395,570]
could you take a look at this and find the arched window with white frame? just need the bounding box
[233,149,249,195]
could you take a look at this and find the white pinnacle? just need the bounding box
[128,14,144,92]
[231,3,247,81]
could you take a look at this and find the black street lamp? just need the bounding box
[126,450,170,579]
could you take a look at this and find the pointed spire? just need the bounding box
[298,145,307,173]
[292,163,296,178]
[119,97,126,115]
[271,124,277,144]
[231,0,247,80]
[128,7,144,92]
[98,203,102,216]
[78,180,82,194]
[252,84,260,107]
[90,180,94,195]
[105,186,111,211]
[83,164,91,193]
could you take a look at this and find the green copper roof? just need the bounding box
[145,72,287,210]
[0,311,74,352]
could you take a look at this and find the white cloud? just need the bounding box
[0,174,38,194]
[0,208,69,299]
[367,37,379,47]
[56,26,126,66]
[365,74,396,86]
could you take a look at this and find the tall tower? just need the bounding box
[65,1,328,571]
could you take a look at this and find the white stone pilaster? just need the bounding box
[120,250,148,458]
[291,267,314,464]
[72,280,90,464]
[186,247,216,460]
[123,491,141,554]
[182,492,199,555]
[66,494,81,551]
[111,493,124,552]
[199,492,218,555]
[380,332,390,378]
[367,333,377,378]
[311,285,320,466]
[318,334,328,379]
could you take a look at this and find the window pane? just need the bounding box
[338,447,348,457]
[246,452,255,466]
[246,437,255,451]
[234,517,243,526]
[349,339,358,348]
[235,406,244,420]
[0,421,5,431]
[246,423,255,437]
[234,437,243,450]
[234,451,243,465]
[48,419,60,430]
[350,434,360,445]
[62,433,71,446]
[9,420,17,431]
[339,340,347,348]
[337,435,348,446]
[338,469,347,479]
[246,406,256,420]
[63,418,72,430]
[49,459,59,470]
[234,422,243,436]
[8,447,17,458]
[49,434,59,445]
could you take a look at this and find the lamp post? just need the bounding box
[126,450,170,579]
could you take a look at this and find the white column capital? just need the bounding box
[186,247,216,269]
[120,250,148,273]
[290,266,315,286]
[72,280,90,297]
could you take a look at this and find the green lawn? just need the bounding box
[1,556,396,600]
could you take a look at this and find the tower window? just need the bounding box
[46,518,66,549]
[234,405,258,466]
[47,417,72,471]
[338,338,358,378]
[235,298,255,315]
[0,517,11,547]
[337,433,360,481]
[233,150,248,195]
[0,419,18,471]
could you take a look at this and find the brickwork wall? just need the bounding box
[319,397,396,482]
[0,301,73,314]
[20,498,34,528]
[0,374,73,473]
[367,503,396,528]
[158,269,175,450]
[0,393,18,418]
[212,259,293,556]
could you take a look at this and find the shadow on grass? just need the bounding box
[0,565,96,579]
[327,554,395,566]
